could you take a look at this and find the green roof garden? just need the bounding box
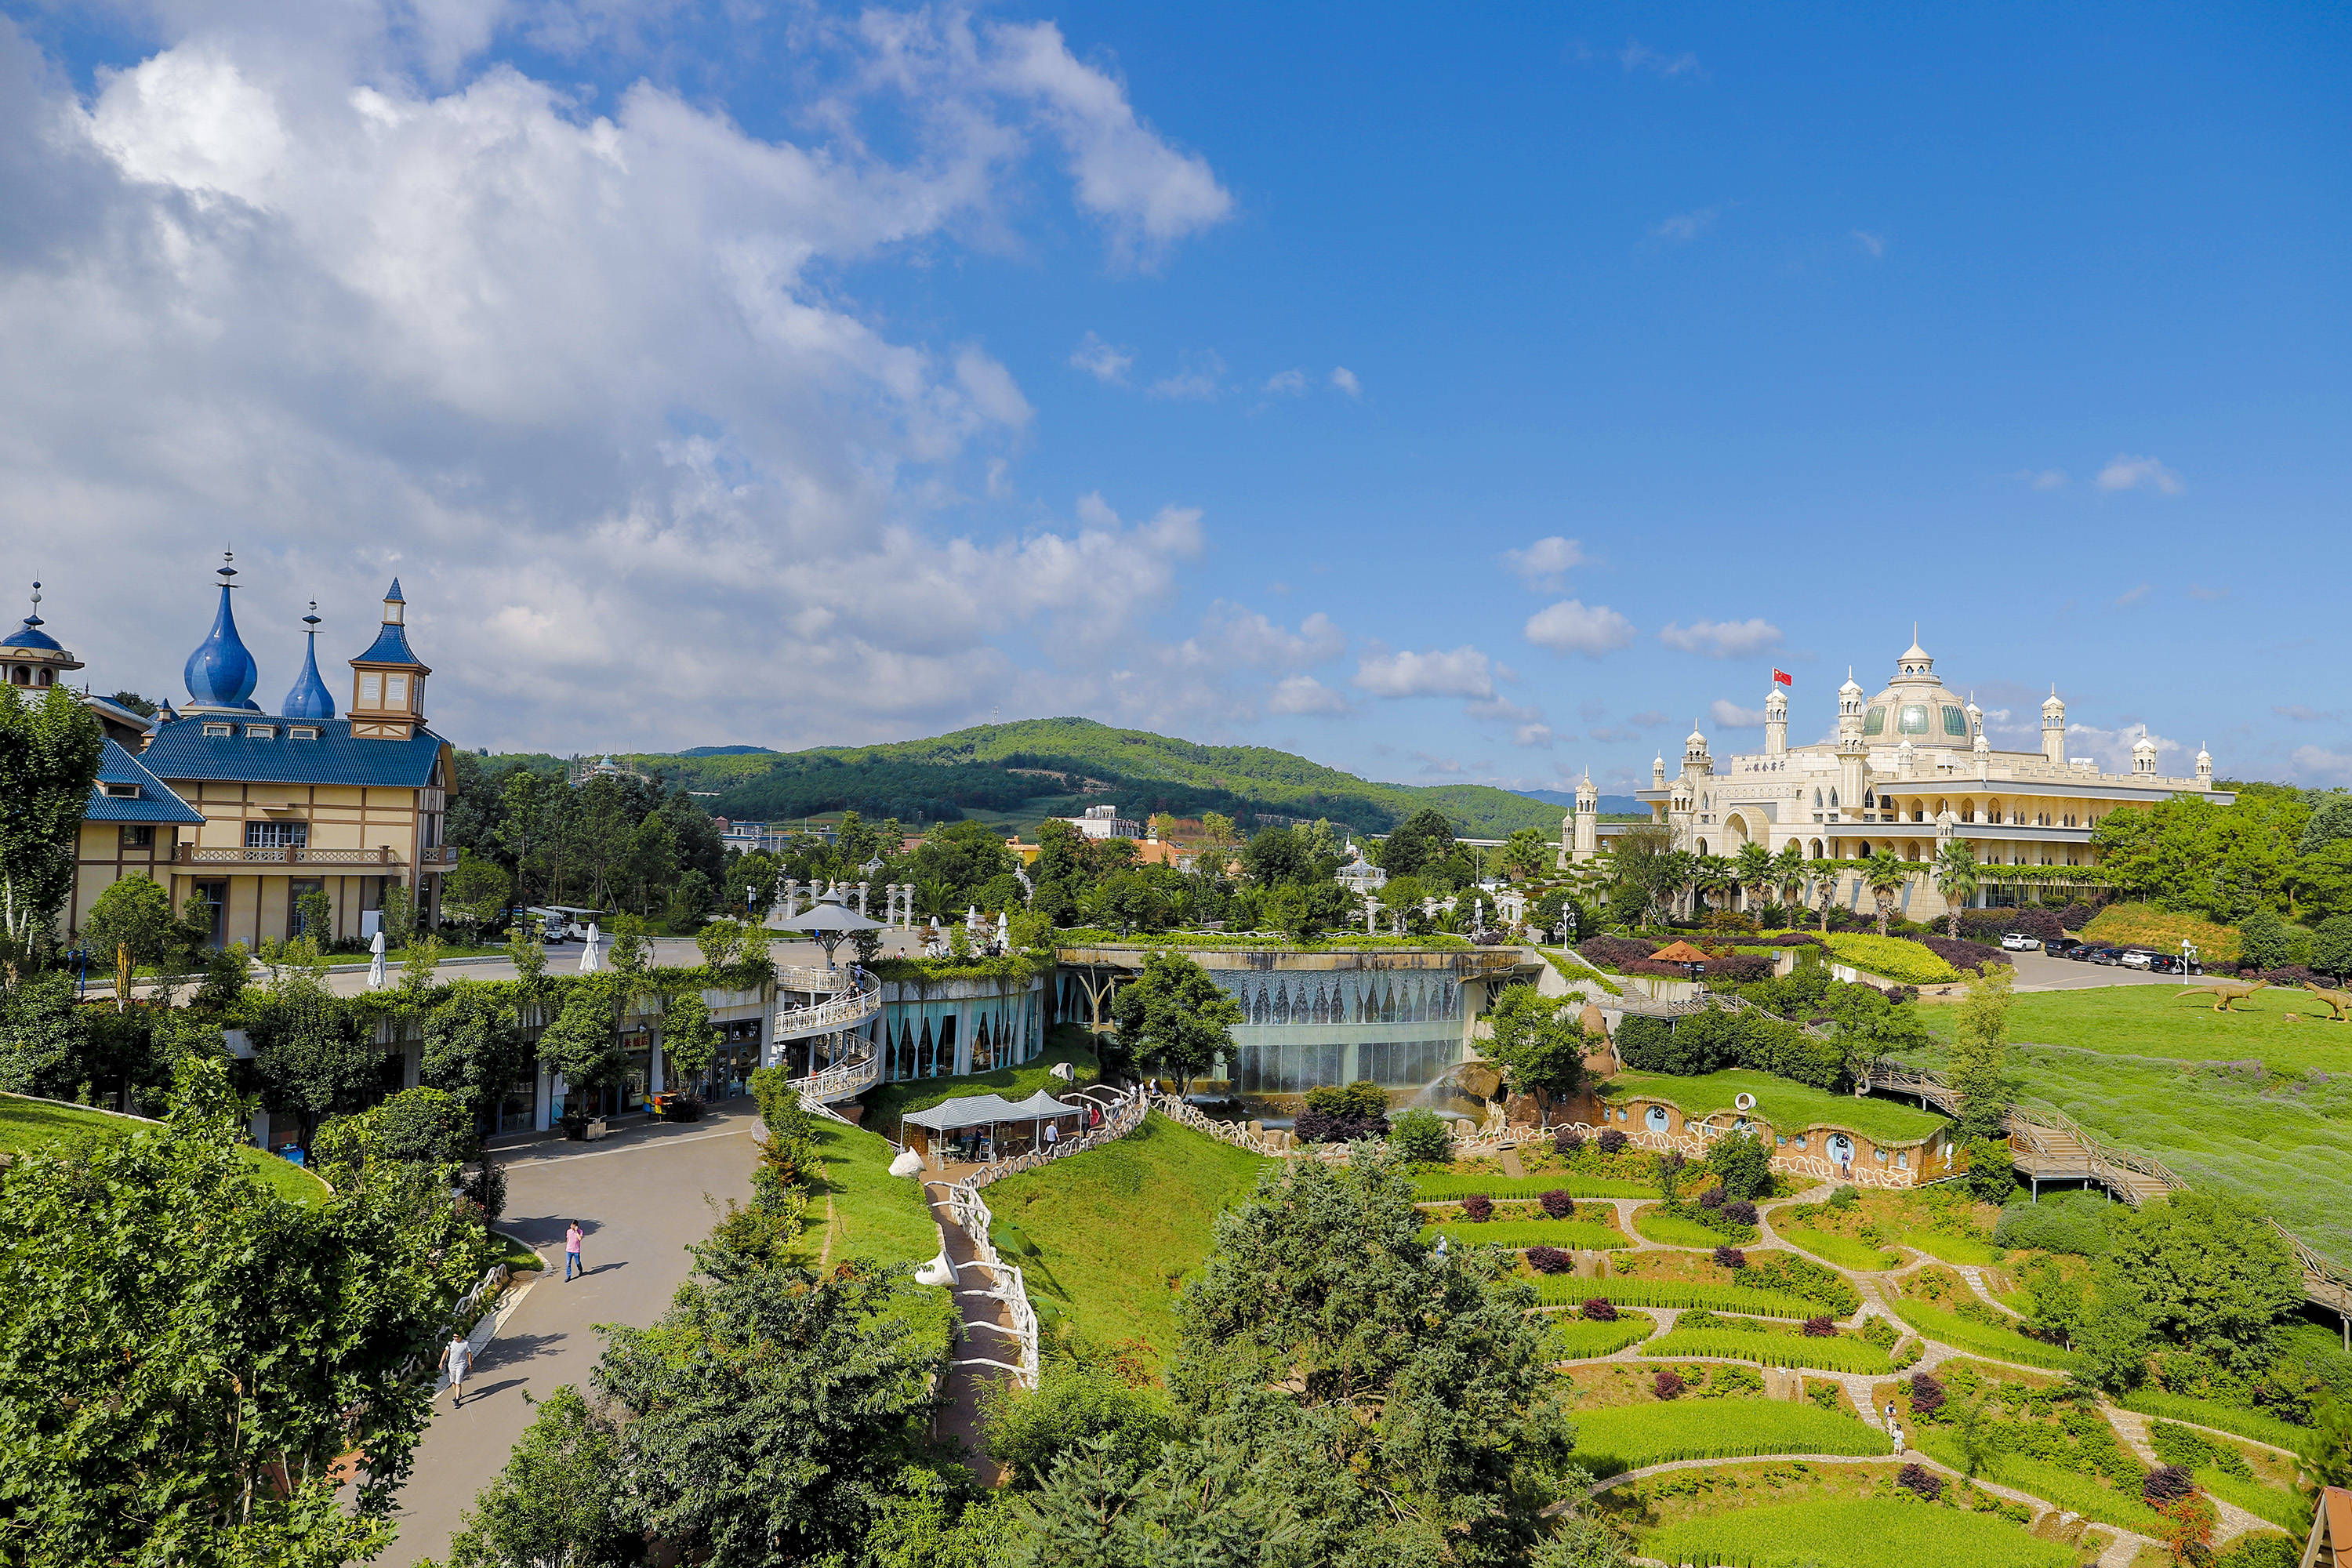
[1599,1068,1947,1146]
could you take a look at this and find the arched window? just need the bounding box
[1864,789,1877,808]
[1645,1105,1671,1133]
[1828,789,1838,808]
[1813,789,1822,808]
[1961,802,1975,824]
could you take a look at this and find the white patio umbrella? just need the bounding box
[965,904,982,935]
[579,921,603,973]
[368,928,387,989]
[995,910,1010,947]
[776,884,886,971]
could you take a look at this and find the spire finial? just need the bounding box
[303,600,321,630]
[24,581,41,628]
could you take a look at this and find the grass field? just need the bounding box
[0,1092,330,1206]
[1549,1314,1657,1359]
[1880,1299,2078,1373]
[1569,1399,1889,1477]
[1640,1328,1893,1375]
[1409,1171,1656,1201]
[862,1035,1101,1138]
[2114,1390,2310,1454]
[1633,1207,1750,1248]
[809,1118,942,1271]
[2199,1467,2311,1534]
[1602,1068,1947,1144]
[981,1113,1266,1372]
[1779,1226,1902,1272]
[1424,1218,1629,1251]
[1929,982,2352,1073]
[1897,1229,2002,1265]
[1912,1431,2165,1537]
[1537,1276,1822,1316]
[1644,1497,2072,1568]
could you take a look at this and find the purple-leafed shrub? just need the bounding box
[1913,934,2010,975]
[1712,1246,1748,1269]
[1540,1189,1575,1219]
[1581,1298,1617,1322]
[1896,1463,1944,1501]
[1578,935,1657,969]
[1724,1200,1759,1227]
[1908,1370,1944,1417]
[1526,1245,1572,1274]
[1802,1316,1837,1338]
[1696,1185,1726,1210]
[2143,1465,2195,1506]
[1651,1369,1686,1400]
[1461,1194,1493,1221]
[1554,1127,1585,1157]
[1597,1128,1627,1154]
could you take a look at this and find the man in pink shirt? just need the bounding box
[564,1220,584,1280]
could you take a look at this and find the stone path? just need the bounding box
[921,1167,1018,1486]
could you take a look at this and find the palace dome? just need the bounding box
[1859,633,1970,744]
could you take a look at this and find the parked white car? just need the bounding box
[2120,949,2154,969]
[1999,931,2038,951]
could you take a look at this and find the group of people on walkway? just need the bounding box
[440,1219,591,1408]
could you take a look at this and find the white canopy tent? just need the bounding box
[898,1088,1091,1165]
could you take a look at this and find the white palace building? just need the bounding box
[1563,633,2233,921]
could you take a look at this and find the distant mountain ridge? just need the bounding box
[617,717,1566,838]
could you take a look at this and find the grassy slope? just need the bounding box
[1645,1497,2072,1568]
[1933,982,2352,1072]
[1603,1067,1948,1144]
[0,1093,329,1207]
[979,1113,1266,1372]
[1780,1226,1903,1272]
[809,1118,941,1272]
[622,717,1563,837]
[1570,1399,1889,1475]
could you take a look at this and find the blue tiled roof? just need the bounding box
[351,622,423,666]
[2,620,63,651]
[143,716,448,788]
[85,740,205,825]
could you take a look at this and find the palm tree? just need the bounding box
[1865,851,1909,937]
[1773,842,1808,920]
[1932,840,1979,938]
[1650,850,1694,926]
[1809,858,1844,932]
[1693,855,1737,920]
[1733,840,1775,917]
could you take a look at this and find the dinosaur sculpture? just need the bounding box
[2302,981,2352,1022]
[2176,980,2268,1013]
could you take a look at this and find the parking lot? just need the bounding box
[2008,949,2212,992]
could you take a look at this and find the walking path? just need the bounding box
[379,1103,760,1567]
[922,1163,1020,1484]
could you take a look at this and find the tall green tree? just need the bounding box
[538,983,626,1105]
[1733,840,1774,913]
[1932,839,1978,938]
[0,1055,488,1568]
[245,971,381,1150]
[0,970,82,1097]
[2103,1192,2302,1379]
[420,982,529,1133]
[80,873,180,1007]
[1864,850,1908,936]
[1482,986,1590,1109]
[1947,964,2015,1142]
[660,991,720,1087]
[0,683,103,969]
[1110,949,1244,1096]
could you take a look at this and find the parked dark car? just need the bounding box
[2045,938,2083,957]
[2063,942,2099,962]
[2088,946,2125,966]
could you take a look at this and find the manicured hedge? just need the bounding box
[1548,1314,1656,1359]
[1819,934,1962,985]
[1409,1171,1654,1202]
[1533,1276,1821,1316]
[1882,1300,2079,1373]
[1613,1009,1848,1089]
[1641,1329,1894,1375]
[1779,1225,1902,1273]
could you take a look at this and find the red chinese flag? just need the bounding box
[1772,668,1794,686]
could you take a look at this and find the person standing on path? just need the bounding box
[565,1220,585,1280]
[441,1330,472,1407]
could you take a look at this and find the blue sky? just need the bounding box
[2,3,2346,794]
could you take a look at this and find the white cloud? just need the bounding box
[2291,746,2352,787]
[1263,368,1307,395]
[1467,695,1543,727]
[1652,205,1719,242]
[1149,349,1224,400]
[1514,723,1554,747]
[2020,469,2068,490]
[1182,604,1345,671]
[2096,454,2184,495]
[1852,230,1885,259]
[1658,617,1783,658]
[1266,673,1351,716]
[1354,645,1496,700]
[1330,365,1360,397]
[2060,724,2183,774]
[0,9,1236,751]
[1501,535,1588,589]
[1710,699,1767,729]
[1620,40,1701,77]
[1524,600,1636,657]
[2275,705,2339,724]
[1070,331,1134,384]
[2113,583,2152,608]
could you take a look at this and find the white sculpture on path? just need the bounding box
[888,1148,924,1178]
[995,911,1011,949]
[915,1250,956,1287]
[368,928,387,989]
[579,922,604,973]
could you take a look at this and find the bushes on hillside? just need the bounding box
[1296,1080,1390,1144]
[1526,1245,1571,1275]
[1388,1107,1451,1163]
[1914,934,2010,975]
[1615,1007,1849,1091]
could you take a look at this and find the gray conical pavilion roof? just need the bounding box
[778,884,884,934]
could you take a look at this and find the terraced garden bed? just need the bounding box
[1779,1225,1903,1272]
[1570,1398,1889,1477]
[1534,1276,1822,1316]
[1548,1312,1657,1359]
[1646,1495,2073,1568]
[1640,1328,1895,1375]
[2114,1389,2310,1454]
[1632,1204,1752,1248]
[1882,1299,2078,1373]
[1421,1217,1629,1250]
[1408,1171,1653,1202]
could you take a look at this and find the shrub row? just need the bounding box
[1640,1329,1895,1376]
[2114,1390,2310,1454]
[1533,1276,1822,1317]
[1547,1315,1655,1359]
[1910,933,2010,975]
[1408,1171,1655,1202]
[1420,1218,1629,1251]
[1881,1300,2080,1373]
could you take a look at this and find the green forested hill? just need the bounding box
[589,717,1563,838]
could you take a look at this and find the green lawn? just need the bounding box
[1570,1399,1889,1477]
[0,1092,330,1207]
[1926,982,2352,1073]
[1779,1226,1903,1272]
[980,1113,1267,1373]
[1602,1067,1947,1145]
[1639,1328,1893,1375]
[1880,1299,2078,1373]
[1409,1170,1656,1202]
[1632,1207,1744,1248]
[1549,1314,1656,1359]
[1912,1431,2165,1536]
[1537,1276,1822,1317]
[2114,1390,2310,1454]
[1423,1218,1629,1251]
[1645,1497,2072,1568]
[861,1036,1101,1143]
[810,1118,942,1271]
[1898,1229,2002,1265]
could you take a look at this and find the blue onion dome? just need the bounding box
[280,603,336,719]
[183,553,261,711]
[1,581,63,651]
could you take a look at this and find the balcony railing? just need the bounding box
[174,845,395,866]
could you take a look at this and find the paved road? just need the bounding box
[2007,950,2213,993]
[382,1103,761,1566]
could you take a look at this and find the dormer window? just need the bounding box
[245,724,277,739]
[359,673,380,704]
[100,782,140,798]
[202,722,233,737]
[289,725,320,740]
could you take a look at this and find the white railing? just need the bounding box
[398,1261,510,1381]
[789,1046,879,1107]
[773,975,881,1039]
[775,965,847,993]
[1146,1091,1293,1158]
[941,1087,1149,1388]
